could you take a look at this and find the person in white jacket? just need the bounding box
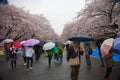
[25,46,34,71]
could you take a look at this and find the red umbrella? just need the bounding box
[7,41,21,50]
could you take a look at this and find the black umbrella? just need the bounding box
[68,35,93,42]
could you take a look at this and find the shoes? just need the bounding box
[24,63,27,66]
[26,69,29,71]
[29,67,32,70]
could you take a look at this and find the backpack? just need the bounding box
[58,49,63,56]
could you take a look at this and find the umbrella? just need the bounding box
[68,35,93,42]
[65,40,72,44]
[100,38,114,57]
[23,39,40,46]
[96,38,106,44]
[2,39,13,43]
[7,41,21,50]
[43,42,55,50]
[114,37,120,50]
[32,37,46,45]
[20,41,26,45]
[0,42,4,46]
[52,40,64,46]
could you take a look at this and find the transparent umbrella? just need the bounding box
[43,42,55,51]
[2,39,13,43]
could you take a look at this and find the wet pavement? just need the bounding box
[0,51,120,80]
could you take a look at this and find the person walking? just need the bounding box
[21,45,27,65]
[25,46,34,71]
[84,43,92,67]
[46,48,54,67]
[57,48,63,64]
[96,40,105,67]
[34,44,41,62]
[4,43,10,61]
[9,43,17,70]
[66,44,69,53]
[53,44,59,63]
[104,49,114,80]
[67,41,83,80]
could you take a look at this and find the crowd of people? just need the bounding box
[66,40,114,80]
[3,39,114,80]
[4,41,64,71]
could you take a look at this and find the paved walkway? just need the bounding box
[0,51,120,80]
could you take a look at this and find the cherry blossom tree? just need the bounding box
[0,4,58,41]
[61,0,120,41]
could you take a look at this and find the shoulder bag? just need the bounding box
[69,51,80,66]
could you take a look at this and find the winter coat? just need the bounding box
[67,46,83,62]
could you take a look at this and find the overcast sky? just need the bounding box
[8,0,85,35]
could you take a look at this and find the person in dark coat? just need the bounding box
[66,44,69,53]
[21,45,27,65]
[96,39,105,67]
[9,43,17,70]
[4,43,10,61]
[67,41,83,80]
[34,44,41,61]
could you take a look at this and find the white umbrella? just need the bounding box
[2,39,13,43]
[65,40,72,44]
[43,42,55,50]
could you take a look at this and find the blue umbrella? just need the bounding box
[68,35,93,42]
[114,37,120,50]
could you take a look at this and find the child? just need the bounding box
[58,48,63,64]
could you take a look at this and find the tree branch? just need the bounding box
[5,27,13,38]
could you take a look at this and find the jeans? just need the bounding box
[26,57,33,69]
[48,55,52,66]
[85,55,91,66]
[58,56,63,63]
[54,53,58,61]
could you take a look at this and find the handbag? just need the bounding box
[44,52,48,57]
[69,56,79,66]
[69,51,80,66]
[104,52,113,59]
